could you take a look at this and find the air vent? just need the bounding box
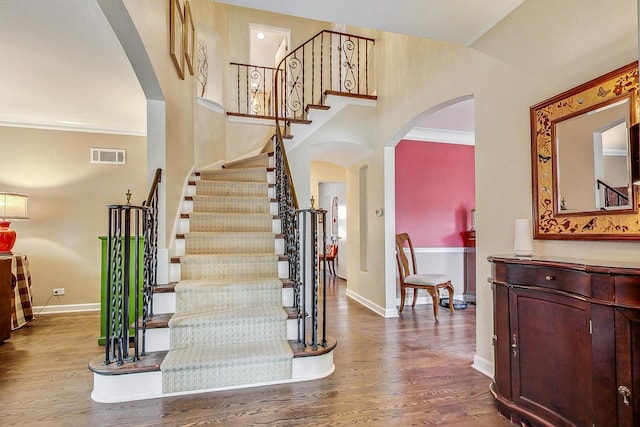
[90,148,126,165]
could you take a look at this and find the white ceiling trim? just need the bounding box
[403,127,475,145]
[0,120,147,137]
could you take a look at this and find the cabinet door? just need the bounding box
[493,282,512,399]
[615,308,640,426]
[510,287,592,427]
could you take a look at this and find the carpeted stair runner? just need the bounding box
[161,166,292,393]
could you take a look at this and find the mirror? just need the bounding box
[555,97,632,213]
[531,61,640,240]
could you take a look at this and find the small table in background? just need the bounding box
[460,231,476,303]
[4,254,35,330]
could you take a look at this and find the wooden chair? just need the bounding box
[319,243,338,275]
[395,233,454,321]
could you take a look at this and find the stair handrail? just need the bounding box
[103,168,161,366]
[596,179,629,207]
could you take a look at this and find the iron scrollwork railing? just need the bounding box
[274,126,328,350]
[296,208,328,350]
[596,179,629,207]
[231,62,278,117]
[141,169,161,354]
[276,30,375,121]
[230,30,375,122]
[103,169,161,366]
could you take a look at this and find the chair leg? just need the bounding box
[427,287,440,322]
[446,281,455,312]
[399,285,406,312]
[411,287,418,307]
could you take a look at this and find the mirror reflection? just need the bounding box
[555,97,632,213]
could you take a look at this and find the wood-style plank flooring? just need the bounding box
[0,277,514,426]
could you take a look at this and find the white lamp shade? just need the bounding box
[0,193,29,220]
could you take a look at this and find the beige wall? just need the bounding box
[0,126,146,307]
[123,0,197,246]
[195,104,227,167]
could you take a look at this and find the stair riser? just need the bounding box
[155,287,293,315]
[180,260,279,281]
[178,217,280,234]
[144,316,300,352]
[182,200,277,215]
[170,259,289,283]
[162,358,291,393]
[195,170,274,184]
[169,319,287,349]
[188,184,274,199]
[183,237,275,255]
[175,288,282,313]
[153,293,175,314]
[175,236,284,257]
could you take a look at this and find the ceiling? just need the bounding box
[217,0,526,46]
[0,0,524,137]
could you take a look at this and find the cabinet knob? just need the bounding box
[618,385,631,405]
[545,275,555,281]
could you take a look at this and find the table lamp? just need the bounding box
[0,192,29,254]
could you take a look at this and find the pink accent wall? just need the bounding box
[395,140,475,247]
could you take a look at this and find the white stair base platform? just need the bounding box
[91,351,334,403]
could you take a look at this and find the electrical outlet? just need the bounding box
[52,288,65,296]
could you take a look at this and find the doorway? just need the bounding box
[318,182,347,278]
[249,24,290,67]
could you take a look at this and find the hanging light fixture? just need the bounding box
[0,192,29,254]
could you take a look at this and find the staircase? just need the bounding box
[90,159,336,403]
[90,28,378,404]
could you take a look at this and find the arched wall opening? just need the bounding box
[383,95,476,316]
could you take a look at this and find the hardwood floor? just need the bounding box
[0,277,514,426]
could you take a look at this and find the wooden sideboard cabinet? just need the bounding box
[488,255,640,427]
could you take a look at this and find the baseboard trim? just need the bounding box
[472,354,493,378]
[345,288,389,317]
[34,303,100,315]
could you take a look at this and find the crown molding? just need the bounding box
[0,120,146,136]
[404,127,474,145]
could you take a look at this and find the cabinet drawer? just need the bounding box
[615,275,640,306]
[507,265,591,297]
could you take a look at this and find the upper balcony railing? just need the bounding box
[229,30,375,121]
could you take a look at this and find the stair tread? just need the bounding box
[89,336,337,375]
[153,283,177,293]
[172,254,287,262]
[143,313,173,328]
[306,104,330,112]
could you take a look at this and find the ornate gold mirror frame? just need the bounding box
[531,61,640,240]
